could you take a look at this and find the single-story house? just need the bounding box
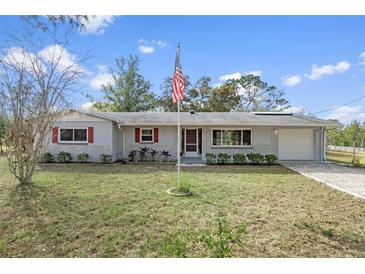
[45,110,335,162]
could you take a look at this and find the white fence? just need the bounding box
[327,145,365,153]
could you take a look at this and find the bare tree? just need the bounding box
[0,19,86,184]
[0,114,5,153]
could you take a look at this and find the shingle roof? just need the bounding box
[78,110,336,127]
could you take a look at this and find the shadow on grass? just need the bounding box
[35,163,296,175]
[8,183,48,213]
[6,183,85,257]
[8,182,82,217]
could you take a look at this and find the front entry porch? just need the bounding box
[181,127,202,158]
[180,156,205,165]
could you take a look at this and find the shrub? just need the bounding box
[246,153,265,165]
[201,209,247,258]
[41,152,53,163]
[217,153,231,164]
[57,151,72,163]
[99,154,112,163]
[77,153,89,163]
[128,150,137,162]
[139,146,151,161]
[233,154,246,164]
[264,154,278,165]
[160,150,171,162]
[352,156,361,167]
[149,149,159,161]
[205,153,217,164]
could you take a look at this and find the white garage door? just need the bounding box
[278,129,315,160]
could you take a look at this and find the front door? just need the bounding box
[185,128,198,157]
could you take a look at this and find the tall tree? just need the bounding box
[226,75,290,111]
[327,120,344,146]
[343,120,363,147]
[94,56,156,112]
[0,18,86,184]
[188,76,212,112]
[208,84,241,112]
[326,120,365,148]
[157,76,191,112]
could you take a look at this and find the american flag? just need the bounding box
[172,50,184,104]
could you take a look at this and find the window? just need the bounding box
[212,129,252,147]
[140,128,153,142]
[59,128,87,142]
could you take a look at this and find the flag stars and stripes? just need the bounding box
[173,53,185,104]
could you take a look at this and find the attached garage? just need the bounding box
[278,129,315,160]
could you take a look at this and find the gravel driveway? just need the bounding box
[281,161,365,200]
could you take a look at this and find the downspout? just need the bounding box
[323,127,327,161]
[123,129,126,159]
[117,123,126,159]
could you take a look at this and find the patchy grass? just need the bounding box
[327,150,365,166]
[0,156,365,257]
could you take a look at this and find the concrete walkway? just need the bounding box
[281,161,365,200]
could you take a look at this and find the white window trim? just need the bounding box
[140,128,154,143]
[58,127,88,144]
[211,128,253,148]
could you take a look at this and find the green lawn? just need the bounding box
[327,150,365,166]
[0,157,365,257]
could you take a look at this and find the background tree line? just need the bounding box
[327,120,365,148]
[91,55,291,113]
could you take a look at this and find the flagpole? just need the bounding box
[176,42,181,189]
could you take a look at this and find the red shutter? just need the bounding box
[88,127,94,144]
[154,128,159,143]
[135,128,140,143]
[52,127,58,143]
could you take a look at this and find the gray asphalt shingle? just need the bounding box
[80,110,335,127]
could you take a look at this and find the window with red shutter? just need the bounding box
[154,128,159,143]
[52,127,58,143]
[88,127,94,144]
[135,128,140,143]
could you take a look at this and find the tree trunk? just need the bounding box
[20,174,33,185]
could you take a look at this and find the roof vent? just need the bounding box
[189,110,195,114]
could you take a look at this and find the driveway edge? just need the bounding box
[281,163,365,201]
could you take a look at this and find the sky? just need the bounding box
[1,15,365,124]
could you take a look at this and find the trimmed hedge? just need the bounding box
[100,154,112,163]
[41,152,53,163]
[217,153,231,164]
[57,151,72,163]
[246,153,265,165]
[264,154,278,165]
[233,154,246,164]
[205,153,217,164]
[77,153,89,163]
[206,152,278,165]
